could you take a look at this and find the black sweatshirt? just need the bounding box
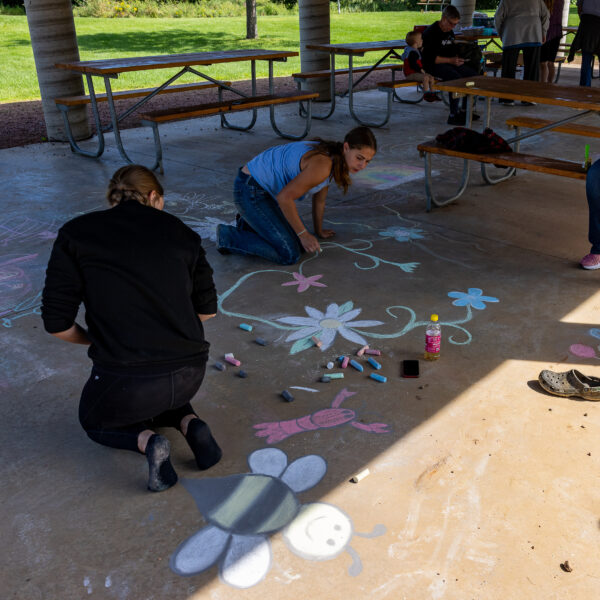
[41,201,217,371]
[422,21,458,73]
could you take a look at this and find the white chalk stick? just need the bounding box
[350,468,370,483]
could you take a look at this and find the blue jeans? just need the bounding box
[580,52,598,87]
[217,169,302,265]
[587,160,600,254]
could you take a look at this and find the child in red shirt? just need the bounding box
[401,31,440,102]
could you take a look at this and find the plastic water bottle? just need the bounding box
[424,314,441,361]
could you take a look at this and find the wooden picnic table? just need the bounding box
[302,40,409,127]
[55,49,302,170]
[420,76,600,209]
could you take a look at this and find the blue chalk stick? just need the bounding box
[321,376,331,383]
[370,373,387,383]
[239,323,253,332]
[281,389,294,402]
[238,370,248,378]
[255,338,268,346]
[367,357,382,370]
[338,355,345,363]
[349,359,364,372]
[214,362,226,371]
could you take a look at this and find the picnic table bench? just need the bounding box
[55,50,317,172]
[418,76,600,211]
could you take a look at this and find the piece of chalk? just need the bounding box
[321,376,331,383]
[214,362,226,371]
[365,349,381,356]
[281,390,294,402]
[326,361,334,369]
[327,372,344,379]
[349,359,364,372]
[356,345,369,357]
[311,336,322,348]
[341,356,350,369]
[239,323,253,332]
[255,338,268,346]
[238,370,248,378]
[367,357,382,370]
[370,373,387,383]
[465,81,475,87]
[225,355,241,367]
[350,468,370,483]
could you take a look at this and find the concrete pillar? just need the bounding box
[559,0,571,57]
[451,0,476,28]
[298,0,331,101]
[24,0,90,141]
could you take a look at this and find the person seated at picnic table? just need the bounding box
[568,0,600,87]
[581,158,600,269]
[41,165,222,493]
[401,30,441,102]
[540,0,565,84]
[216,126,377,265]
[494,0,549,105]
[421,5,480,126]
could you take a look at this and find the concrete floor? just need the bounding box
[3,64,600,600]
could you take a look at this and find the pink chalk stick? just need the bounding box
[224,356,241,367]
[341,356,350,369]
[311,336,322,348]
[365,349,381,356]
[356,345,369,357]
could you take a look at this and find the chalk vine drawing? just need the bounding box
[254,388,390,444]
[569,327,600,359]
[0,255,43,328]
[170,448,386,588]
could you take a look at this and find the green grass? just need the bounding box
[0,11,582,103]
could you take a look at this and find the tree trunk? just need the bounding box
[24,0,89,142]
[298,0,331,100]
[246,0,257,40]
[451,0,476,28]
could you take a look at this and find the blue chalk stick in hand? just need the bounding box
[239,323,253,332]
[281,389,294,402]
[349,359,364,372]
[370,373,387,383]
[367,357,382,370]
[238,370,248,378]
[255,338,268,346]
[214,362,226,371]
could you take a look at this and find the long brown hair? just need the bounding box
[107,165,164,206]
[307,126,377,194]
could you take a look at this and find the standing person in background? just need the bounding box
[422,5,479,125]
[495,0,549,105]
[540,0,565,83]
[42,165,222,493]
[568,0,600,87]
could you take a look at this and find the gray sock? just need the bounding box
[145,434,178,492]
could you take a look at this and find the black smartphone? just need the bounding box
[402,359,420,378]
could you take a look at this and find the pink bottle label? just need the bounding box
[426,334,441,353]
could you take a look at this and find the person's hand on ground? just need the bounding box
[317,229,335,239]
[300,232,321,253]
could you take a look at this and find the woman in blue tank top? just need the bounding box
[216,126,377,264]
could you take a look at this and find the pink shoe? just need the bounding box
[580,253,600,270]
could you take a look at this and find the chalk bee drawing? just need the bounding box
[254,388,390,444]
[170,448,386,588]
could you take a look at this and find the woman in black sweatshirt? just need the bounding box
[41,165,222,492]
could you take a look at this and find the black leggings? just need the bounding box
[79,363,206,453]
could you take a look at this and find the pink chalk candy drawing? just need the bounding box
[224,355,241,366]
[281,272,327,293]
[356,345,369,356]
[365,349,381,356]
[253,388,390,444]
[569,344,597,359]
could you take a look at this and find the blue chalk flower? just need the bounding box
[447,288,499,310]
[379,226,426,242]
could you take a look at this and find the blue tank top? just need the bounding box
[247,141,331,201]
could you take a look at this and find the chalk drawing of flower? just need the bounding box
[281,272,327,293]
[277,302,384,354]
[447,288,499,310]
[379,226,426,242]
[187,217,234,242]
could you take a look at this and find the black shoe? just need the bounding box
[499,99,515,106]
[447,113,466,126]
[520,101,536,106]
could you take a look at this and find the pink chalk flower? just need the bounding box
[569,344,597,358]
[281,272,327,293]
